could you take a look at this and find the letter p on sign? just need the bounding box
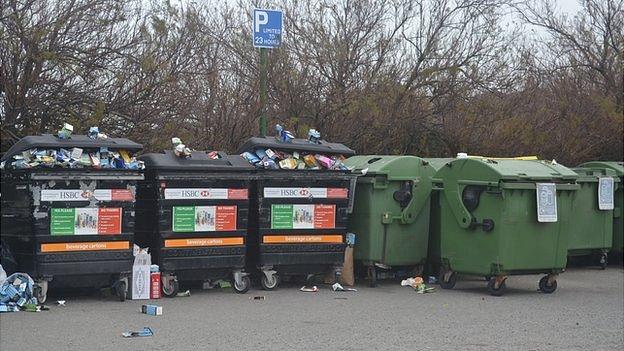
[255,11,268,33]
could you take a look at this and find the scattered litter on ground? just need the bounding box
[122,327,154,338]
[250,296,266,300]
[176,290,191,297]
[0,272,38,313]
[334,297,348,300]
[332,283,357,292]
[300,286,319,292]
[141,304,162,316]
[428,276,438,284]
[56,300,66,306]
[217,280,231,288]
[401,276,436,293]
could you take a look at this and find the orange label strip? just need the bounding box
[41,241,129,253]
[263,235,343,244]
[164,237,244,248]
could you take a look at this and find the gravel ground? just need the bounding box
[1,266,622,351]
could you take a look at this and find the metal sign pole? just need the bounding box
[259,47,268,137]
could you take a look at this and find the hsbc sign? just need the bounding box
[41,189,134,202]
[164,188,248,200]
[263,187,348,199]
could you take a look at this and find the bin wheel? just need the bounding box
[599,253,608,270]
[233,276,251,294]
[116,281,127,302]
[539,275,557,294]
[368,266,377,287]
[487,278,506,296]
[34,285,47,304]
[438,270,457,290]
[163,279,179,297]
[261,273,280,290]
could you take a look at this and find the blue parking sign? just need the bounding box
[253,9,283,49]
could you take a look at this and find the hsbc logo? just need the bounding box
[298,189,310,196]
[200,190,210,197]
[59,191,81,199]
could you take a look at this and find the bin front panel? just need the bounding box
[567,179,613,253]
[440,184,570,276]
[349,178,430,266]
[257,176,350,266]
[1,170,139,278]
[148,176,250,271]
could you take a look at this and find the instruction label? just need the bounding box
[41,241,130,253]
[536,183,557,222]
[50,208,122,235]
[263,187,348,199]
[598,177,614,210]
[172,206,237,232]
[164,237,244,248]
[164,188,248,200]
[41,189,134,202]
[263,235,343,243]
[271,204,336,229]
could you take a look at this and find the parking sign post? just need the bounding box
[253,9,283,136]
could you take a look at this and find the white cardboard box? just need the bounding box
[132,249,151,300]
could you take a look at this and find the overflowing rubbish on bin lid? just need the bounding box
[0,272,39,313]
[1,126,144,170]
[275,124,295,143]
[2,146,143,170]
[242,148,349,170]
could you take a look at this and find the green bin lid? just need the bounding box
[572,167,620,182]
[140,150,254,171]
[344,155,431,179]
[423,158,455,172]
[436,158,578,182]
[578,161,624,177]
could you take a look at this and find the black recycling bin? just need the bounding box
[0,134,143,302]
[237,137,356,290]
[135,151,254,295]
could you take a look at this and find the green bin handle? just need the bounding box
[442,172,474,229]
[381,176,432,225]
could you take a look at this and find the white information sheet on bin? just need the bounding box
[598,177,614,210]
[536,183,557,222]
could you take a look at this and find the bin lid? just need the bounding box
[344,155,431,178]
[423,158,456,172]
[140,150,254,171]
[436,158,578,182]
[578,161,624,177]
[1,134,142,162]
[572,167,620,182]
[236,136,355,156]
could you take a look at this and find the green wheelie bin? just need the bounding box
[579,162,624,258]
[432,158,578,296]
[344,156,435,286]
[567,167,619,268]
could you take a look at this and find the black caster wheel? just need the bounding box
[232,276,251,294]
[368,266,377,287]
[261,273,280,290]
[539,275,557,294]
[34,285,47,304]
[438,269,457,290]
[116,281,127,302]
[599,254,608,270]
[487,277,506,296]
[163,279,179,297]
